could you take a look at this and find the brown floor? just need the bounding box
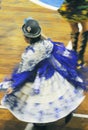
[0,0,88,130]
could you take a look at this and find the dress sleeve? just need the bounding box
[7,40,53,89]
[17,40,53,73]
[11,71,31,88]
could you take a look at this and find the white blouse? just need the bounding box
[17,39,53,73]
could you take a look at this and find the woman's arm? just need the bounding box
[5,40,53,92]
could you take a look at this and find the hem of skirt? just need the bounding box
[1,96,85,123]
[60,17,88,22]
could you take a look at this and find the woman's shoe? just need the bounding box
[33,123,47,130]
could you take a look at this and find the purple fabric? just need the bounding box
[6,40,87,90]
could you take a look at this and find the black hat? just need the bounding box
[22,18,41,38]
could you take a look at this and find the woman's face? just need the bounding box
[24,36,30,44]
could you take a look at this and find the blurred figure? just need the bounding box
[58,0,88,67]
[0,17,88,129]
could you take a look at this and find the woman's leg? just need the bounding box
[65,113,73,124]
[68,21,79,51]
[78,20,88,66]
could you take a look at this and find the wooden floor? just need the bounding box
[0,0,88,130]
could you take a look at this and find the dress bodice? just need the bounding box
[17,39,53,73]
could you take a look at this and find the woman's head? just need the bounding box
[22,17,41,39]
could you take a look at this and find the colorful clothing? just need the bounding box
[58,0,88,22]
[0,39,87,123]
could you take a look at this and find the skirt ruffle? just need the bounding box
[1,72,85,123]
[58,0,88,22]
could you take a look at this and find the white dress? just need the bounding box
[0,39,85,123]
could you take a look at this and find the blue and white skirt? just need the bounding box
[1,41,86,123]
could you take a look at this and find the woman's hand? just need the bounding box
[6,87,13,94]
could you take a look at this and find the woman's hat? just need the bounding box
[22,17,41,38]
